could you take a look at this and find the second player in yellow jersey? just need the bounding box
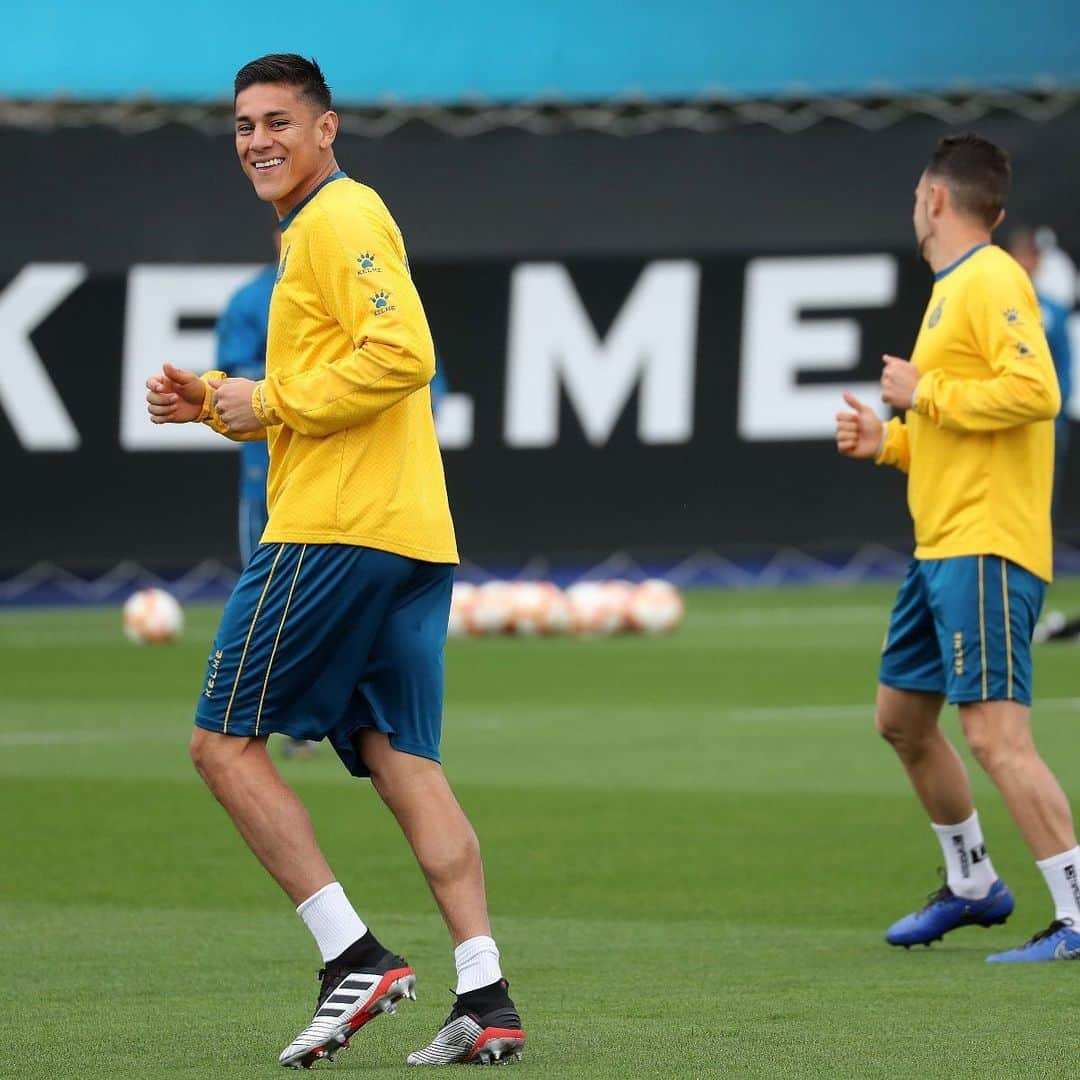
[836,132,1080,966]
[876,243,1058,582]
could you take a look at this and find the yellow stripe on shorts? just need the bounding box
[223,544,285,734]
[1001,560,1014,700]
[255,545,307,736]
[977,556,988,701]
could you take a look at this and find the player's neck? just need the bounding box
[273,158,342,221]
[927,227,993,275]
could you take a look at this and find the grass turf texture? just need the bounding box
[4,581,1080,1079]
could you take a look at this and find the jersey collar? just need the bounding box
[278,170,348,232]
[933,242,989,282]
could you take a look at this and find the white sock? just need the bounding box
[1036,847,1080,924]
[931,810,997,899]
[296,882,368,962]
[454,935,502,995]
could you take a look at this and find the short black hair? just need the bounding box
[925,133,1011,228]
[234,54,332,113]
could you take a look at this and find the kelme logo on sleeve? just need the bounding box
[275,245,290,285]
[928,297,945,328]
[371,290,395,315]
[356,252,380,275]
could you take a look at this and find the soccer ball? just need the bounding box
[566,581,624,636]
[467,581,517,635]
[627,579,685,635]
[122,587,184,644]
[510,581,572,635]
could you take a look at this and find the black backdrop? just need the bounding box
[3,107,1078,570]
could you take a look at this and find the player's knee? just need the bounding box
[875,710,907,749]
[874,709,929,760]
[963,722,1031,775]
[189,727,237,787]
[960,703,1036,775]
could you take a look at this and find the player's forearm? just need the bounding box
[915,368,1061,432]
[258,340,435,437]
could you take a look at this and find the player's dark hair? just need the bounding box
[925,133,1011,228]
[234,54,332,112]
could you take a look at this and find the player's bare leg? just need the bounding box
[875,685,972,824]
[876,686,1014,946]
[359,731,525,1065]
[959,701,1076,860]
[190,727,414,1068]
[189,727,334,902]
[964,701,1080,962]
[359,730,490,943]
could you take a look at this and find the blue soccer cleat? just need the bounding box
[986,918,1080,963]
[885,877,1014,947]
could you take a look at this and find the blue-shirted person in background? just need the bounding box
[217,246,277,565]
[1010,228,1074,517]
[1011,228,1080,643]
[217,237,321,759]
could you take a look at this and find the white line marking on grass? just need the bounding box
[4,697,1079,747]
[702,605,885,626]
[0,729,181,747]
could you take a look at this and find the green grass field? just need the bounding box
[5,580,1080,1079]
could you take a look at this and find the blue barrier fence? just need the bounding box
[5,0,1079,104]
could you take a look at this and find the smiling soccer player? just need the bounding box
[145,54,525,1067]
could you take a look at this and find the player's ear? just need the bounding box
[928,182,947,219]
[993,208,1006,231]
[318,109,339,149]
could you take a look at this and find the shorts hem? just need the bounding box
[947,694,1032,708]
[193,712,243,736]
[879,676,945,696]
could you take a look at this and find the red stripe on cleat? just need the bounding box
[343,967,415,1037]
[464,1028,527,1062]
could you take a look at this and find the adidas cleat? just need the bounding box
[279,939,416,1070]
[885,877,1013,947]
[407,979,524,1066]
[986,918,1080,963]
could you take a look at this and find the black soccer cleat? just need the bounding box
[279,933,416,1070]
[406,979,525,1066]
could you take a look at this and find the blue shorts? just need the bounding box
[195,543,453,776]
[880,556,1045,706]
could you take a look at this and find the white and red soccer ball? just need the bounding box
[447,577,684,637]
[122,587,184,644]
[627,578,685,635]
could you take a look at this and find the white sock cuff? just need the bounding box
[296,881,368,963]
[454,935,502,995]
[930,809,980,834]
[454,935,499,965]
[297,881,341,916]
[1036,846,1080,872]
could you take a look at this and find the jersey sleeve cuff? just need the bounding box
[197,370,227,423]
[251,380,273,427]
[911,374,931,416]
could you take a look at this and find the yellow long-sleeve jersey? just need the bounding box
[876,244,1060,582]
[201,172,458,564]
